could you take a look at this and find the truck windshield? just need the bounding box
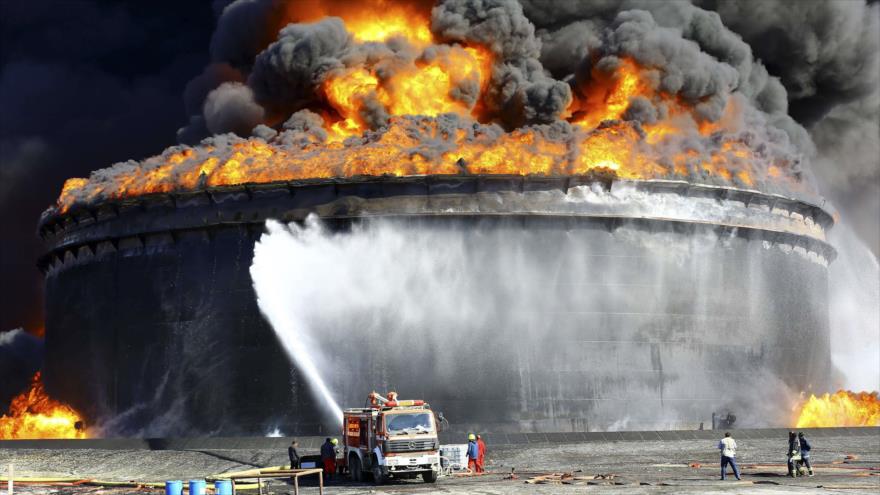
[386,413,433,434]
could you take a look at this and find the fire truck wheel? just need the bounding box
[372,463,385,484]
[349,455,362,482]
[422,471,438,483]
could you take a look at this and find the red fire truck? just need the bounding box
[341,391,442,484]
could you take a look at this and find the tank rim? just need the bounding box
[39,174,836,231]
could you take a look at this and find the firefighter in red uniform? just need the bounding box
[320,438,338,480]
[476,434,487,473]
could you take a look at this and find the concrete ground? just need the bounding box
[2,432,878,494]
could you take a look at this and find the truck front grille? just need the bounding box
[386,438,437,453]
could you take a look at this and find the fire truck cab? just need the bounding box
[342,391,442,484]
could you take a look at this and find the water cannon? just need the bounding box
[368,391,424,408]
[369,391,393,407]
[385,399,425,407]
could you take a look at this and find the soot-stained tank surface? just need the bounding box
[37,176,835,435]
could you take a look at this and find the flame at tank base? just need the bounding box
[37,176,835,436]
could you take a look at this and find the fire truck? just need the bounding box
[342,391,442,484]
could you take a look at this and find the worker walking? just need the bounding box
[466,433,479,474]
[718,432,741,481]
[288,439,300,469]
[321,438,337,481]
[798,432,814,476]
[476,434,487,474]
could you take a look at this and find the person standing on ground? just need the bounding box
[466,433,479,474]
[321,438,336,481]
[798,432,814,476]
[476,434,487,474]
[718,432,741,481]
[288,439,300,469]
[787,431,801,477]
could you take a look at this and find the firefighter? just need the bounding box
[288,439,300,469]
[331,437,340,466]
[798,432,814,476]
[466,433,479,474]
[476,434,487,474]
[321,438,337,480]
[787,431,801,477]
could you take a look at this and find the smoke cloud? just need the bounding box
[55,0,874,216]
[431,0,572,126]
[0,2,216,332]
[700,0,879,124]
[702,0,880,259]
[0,329,44,410]
[176,0,813,146]
[248,18,351,120]
[204,81,265,135]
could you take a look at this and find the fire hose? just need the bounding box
[0,467,289,490]
[0,477,264,490]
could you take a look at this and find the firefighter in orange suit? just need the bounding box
[476,434,487,473]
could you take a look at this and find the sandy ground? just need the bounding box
[2,432,878,494]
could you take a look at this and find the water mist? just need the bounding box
[251,216,345,425]
[828,224,880,391]
[251,211,830,431]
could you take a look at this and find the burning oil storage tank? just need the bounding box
[37,175,835,435]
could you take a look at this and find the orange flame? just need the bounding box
[53,19,799,213]
[323,45,491,138]
[345,9,432,45]
[793,390,880,428]
[572,57,735,142]
[574,58,648,130]
[57,177,88,212]
[284,0,434,45]
[0,372,87,439]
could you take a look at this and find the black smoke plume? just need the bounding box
[0,329,44,409]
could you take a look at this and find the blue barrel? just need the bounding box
[165,481,183,495]
[189,480,206,495]
[214,480,232,495]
